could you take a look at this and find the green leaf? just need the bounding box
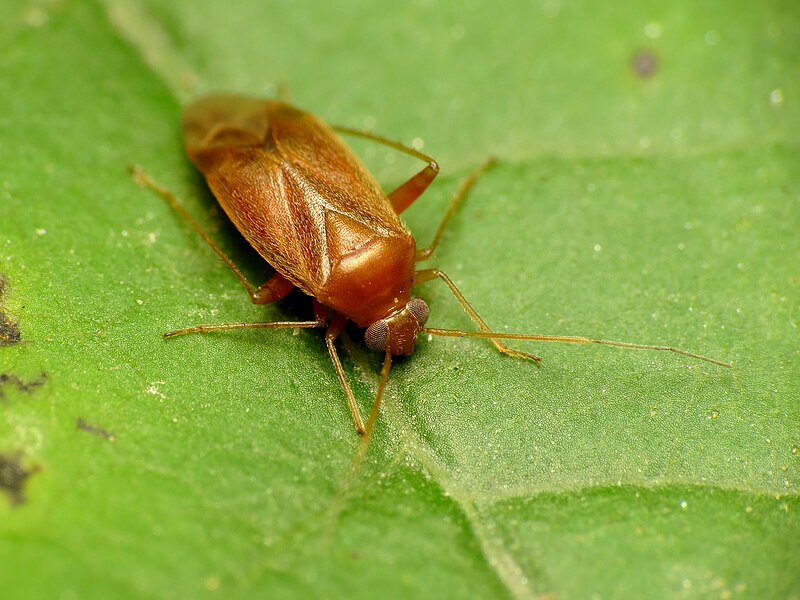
[1,1,798,598]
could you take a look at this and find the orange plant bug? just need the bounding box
[132,95,730,438]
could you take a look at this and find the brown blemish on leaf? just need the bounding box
[0,275,21,346]
[631,49,659,79]
[76,418,117,442]
[0,372,48,403]
[0,452,40,506]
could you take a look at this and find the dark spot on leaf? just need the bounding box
[631,49,659,79]
[0,372,48,403]
[0,452,40,506]
[76,418,117,442]
[0,275,21,346]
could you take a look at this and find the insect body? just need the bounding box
[133,95,729,437]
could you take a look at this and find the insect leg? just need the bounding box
[163,317,325,338]
[414,268,542,365]
[333,126,439,214]
[130,165,294,305]
[416,157,496,262]
[322,309,367,435]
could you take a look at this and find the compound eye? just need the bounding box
[407,298,429,326]
[364,320,389,352]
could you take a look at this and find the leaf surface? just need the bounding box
[0,1,798,598]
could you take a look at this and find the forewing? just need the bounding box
[268,105,406,236]
[182,96,410,297]
[204,153,330,295]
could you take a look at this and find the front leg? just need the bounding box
[321,306,367,435]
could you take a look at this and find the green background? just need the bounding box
[1,1,798,598]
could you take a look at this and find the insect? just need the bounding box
[132,95,730,438]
